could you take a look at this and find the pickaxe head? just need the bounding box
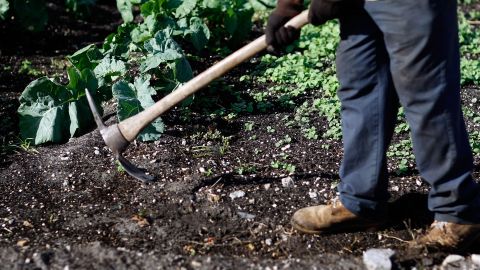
[85,88,155,182]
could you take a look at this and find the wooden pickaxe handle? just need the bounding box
[118,10,309,142]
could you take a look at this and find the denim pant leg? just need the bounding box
[336,9,399,220]
[367,0,480,223]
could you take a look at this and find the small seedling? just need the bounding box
[116,160,126,173]
[244,121,255,131]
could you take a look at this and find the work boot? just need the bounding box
[291,198,385,234]
[410,220,480,251]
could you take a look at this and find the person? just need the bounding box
[265,0,480,250]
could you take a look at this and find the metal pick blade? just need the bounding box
[118,155,156,182]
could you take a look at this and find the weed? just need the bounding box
[236,161,257,175]
[116,160,126,173]
[244,121,255,131]
[203,168,214,177]
[303,126,318,140]
[275,135,292,147]
[19,60,41,76]
[266,126,275,133]
[218,136,232,156]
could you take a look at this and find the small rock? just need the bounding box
[207,193,220,203]
[308,191,318,199]
[281,144,290,151]
[229,190,245,200]
[265,238,273,246]
[17,239,29,247]
[23,220,33,228]
[190,260,202,268]
[472,254,480,266]
[363,248,396,270]
[237,211,256,220]
[281,177,294,188]
[441,255,466,269]
[94,150,100,155]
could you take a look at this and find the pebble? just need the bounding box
[281,177,294,188]
[308,191,318,199]
[363,248,396,270]
[441,255,466,269]
[229,191,245,200]
[94,150,100,155]
[237,211,256,220]
[265,238,273,246]
[472,254,480,266]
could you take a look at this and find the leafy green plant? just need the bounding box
[18,0,255,145]
[18,68,101,144]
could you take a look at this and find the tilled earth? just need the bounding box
[1,2,480,270]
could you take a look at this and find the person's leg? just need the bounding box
[335,8,399,220]
[367,0,480,224]
[291,8,399,234]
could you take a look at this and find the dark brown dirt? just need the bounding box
[1,2,480,270]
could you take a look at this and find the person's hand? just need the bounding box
[266,0,304,50]
[309,0,363,26]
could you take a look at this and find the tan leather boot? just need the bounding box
[291,198,385,234]
[410,220,480,251]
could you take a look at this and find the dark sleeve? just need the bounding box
[275,0,305,16]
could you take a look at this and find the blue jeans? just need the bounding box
[336,0,480,224]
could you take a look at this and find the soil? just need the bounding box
[1,2,480,270]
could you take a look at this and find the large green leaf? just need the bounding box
[112,76,165,141]
[0,0,9,20]
[68,44,103,71]
[188,17,210,50]
[94,57,127,87]
[201,0,220,9]
[116,0,133,22]
[172,57,193,83]
[225,7,253,45]
[103,24,134,58]
[14,0,48,32]
[18,68,99,144]
[174,0,197,18]
[140,29,184,72]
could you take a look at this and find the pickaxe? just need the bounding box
[86,11,309,182]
